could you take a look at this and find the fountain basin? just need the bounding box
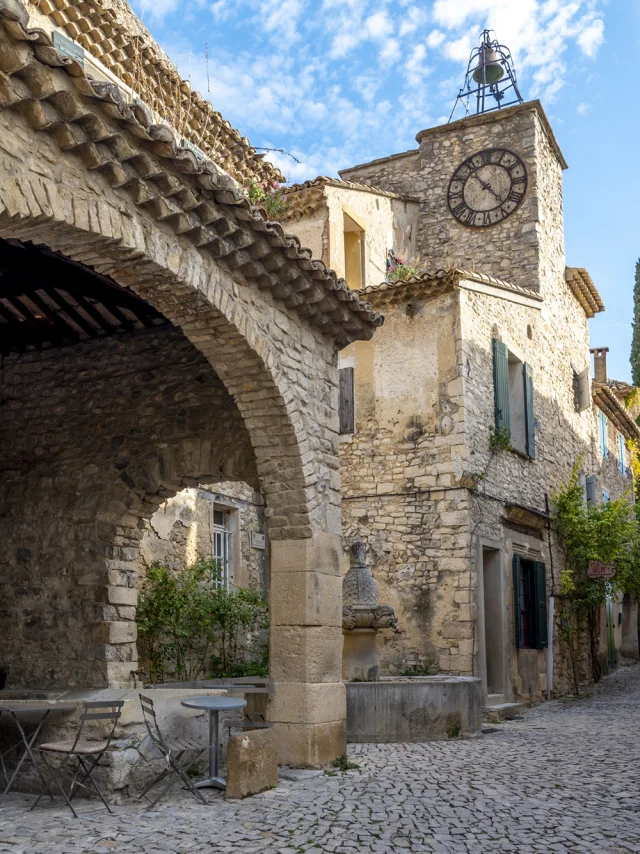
[346,675,482,743]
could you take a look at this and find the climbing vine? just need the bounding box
[552,462,640,688]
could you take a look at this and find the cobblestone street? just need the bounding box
[2,665,640,854]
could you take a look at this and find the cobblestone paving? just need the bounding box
[2,665,640,853]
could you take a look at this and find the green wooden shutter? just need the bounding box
[524,363,535,458]
[512,555,524,649]
[532,561,548,649]
[493,339,510,433]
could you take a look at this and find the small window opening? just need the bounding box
[343,212,365,290]
[526,324,533,340]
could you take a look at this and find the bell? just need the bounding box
[472,47,504,84]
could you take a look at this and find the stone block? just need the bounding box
[106,586,138,606]
[270,571,342,627]
[270,533,342,577]
[225,729,278,800]
[269,680,346,725]
[270,626,343,683]
[91,621,137,645]
[272,720,346,767]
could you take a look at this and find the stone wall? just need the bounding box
[0,326,257,690]
[140,482,267,590]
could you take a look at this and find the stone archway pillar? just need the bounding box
[269,533,346,767]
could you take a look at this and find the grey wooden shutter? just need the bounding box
[532,561,548,649]
[339,367,355,435]
[585,475,597,506]
[493,339,510,433]
[523,362,535,458]
[513,555,524,649]
[575,367,591,412]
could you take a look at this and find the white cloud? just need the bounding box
[576,101,590,115]
[399,5,428,36]
[366,10,393,40]
[577,18,604,56]
[426,29,446,48]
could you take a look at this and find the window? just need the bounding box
[585,474,597,506]
[618,432,626,474]
[493,339,535,458]
[212,506,231,589]
[343,212,365,290]
[598,409,609,458]
[513,556,547,650]
[339,366,355,435]
[602,489,610,505]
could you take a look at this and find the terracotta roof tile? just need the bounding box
[280,177,418,223]
[565,267,604,318]
[0,0,382,346]
[30,0,282,188]
[357,269,543,305]
[592,382,640,442]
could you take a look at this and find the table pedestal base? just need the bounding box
[193,775,226,790]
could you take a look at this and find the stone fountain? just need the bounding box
[341,541,397,682]
[342,542,482,743]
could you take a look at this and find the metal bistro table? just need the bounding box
[180,696,246,789]
[0,703,77,796]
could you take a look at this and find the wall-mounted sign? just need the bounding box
[251,532,266,550]
[587,560,614,579]
[53,31,85,67]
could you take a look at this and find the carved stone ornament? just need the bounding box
[342,541,379,608]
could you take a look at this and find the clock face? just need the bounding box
[447,148,528,228]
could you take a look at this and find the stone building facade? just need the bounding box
[284,101,639,704]
[0,0,381,766]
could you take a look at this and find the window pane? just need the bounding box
[214,509,225,527]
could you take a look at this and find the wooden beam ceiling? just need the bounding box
[0,238,169,356]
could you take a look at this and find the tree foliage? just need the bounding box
[632,259,640,386]
[137,559,269,684]
[552,463,640,687]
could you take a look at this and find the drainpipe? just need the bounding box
[545,494,556,701]
[546,594,554,700]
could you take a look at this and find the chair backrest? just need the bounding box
[139,694,167,751]
[71,700,124,752]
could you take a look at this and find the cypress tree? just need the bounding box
[632,260,640,386]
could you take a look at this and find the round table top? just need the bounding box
[180,696,247,712]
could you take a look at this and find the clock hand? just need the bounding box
[472,174,503,201]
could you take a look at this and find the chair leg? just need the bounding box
[171,750,207,805]
[146,768,179,811]
[78,754,113,814]
[32,753,78,819]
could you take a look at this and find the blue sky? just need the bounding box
[132,0,639,382]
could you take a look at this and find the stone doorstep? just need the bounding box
[482,702,526,723]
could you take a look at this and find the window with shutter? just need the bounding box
[585,475,597,506]
[618,433,626,474]
[493,338,510,434]
[513,556,548,650]
[339,367,355,435]
[512,555,525,650]
[598,410,609,458]
[524,363,535,458]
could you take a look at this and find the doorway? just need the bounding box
[482,547,505,695]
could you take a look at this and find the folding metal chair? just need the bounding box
[30,700,124,818]
[137,694,207,809]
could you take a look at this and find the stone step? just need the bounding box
[483,702,526,722]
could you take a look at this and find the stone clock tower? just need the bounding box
[340,100,567,297]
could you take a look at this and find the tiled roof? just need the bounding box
[280,177,418,223]
[357,269,543,305]
[592,382,640,442]
[29,0,283,187]
[565,267,605,318]
[0,0,382,346]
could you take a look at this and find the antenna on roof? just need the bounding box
[448,29,523,122]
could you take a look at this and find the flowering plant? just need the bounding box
[386,250,420,283]
[248,181,289,220]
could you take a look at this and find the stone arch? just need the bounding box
[0,175,314,539]
[0,173,346,766]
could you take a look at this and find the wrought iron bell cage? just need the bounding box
[449,29,524,122]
